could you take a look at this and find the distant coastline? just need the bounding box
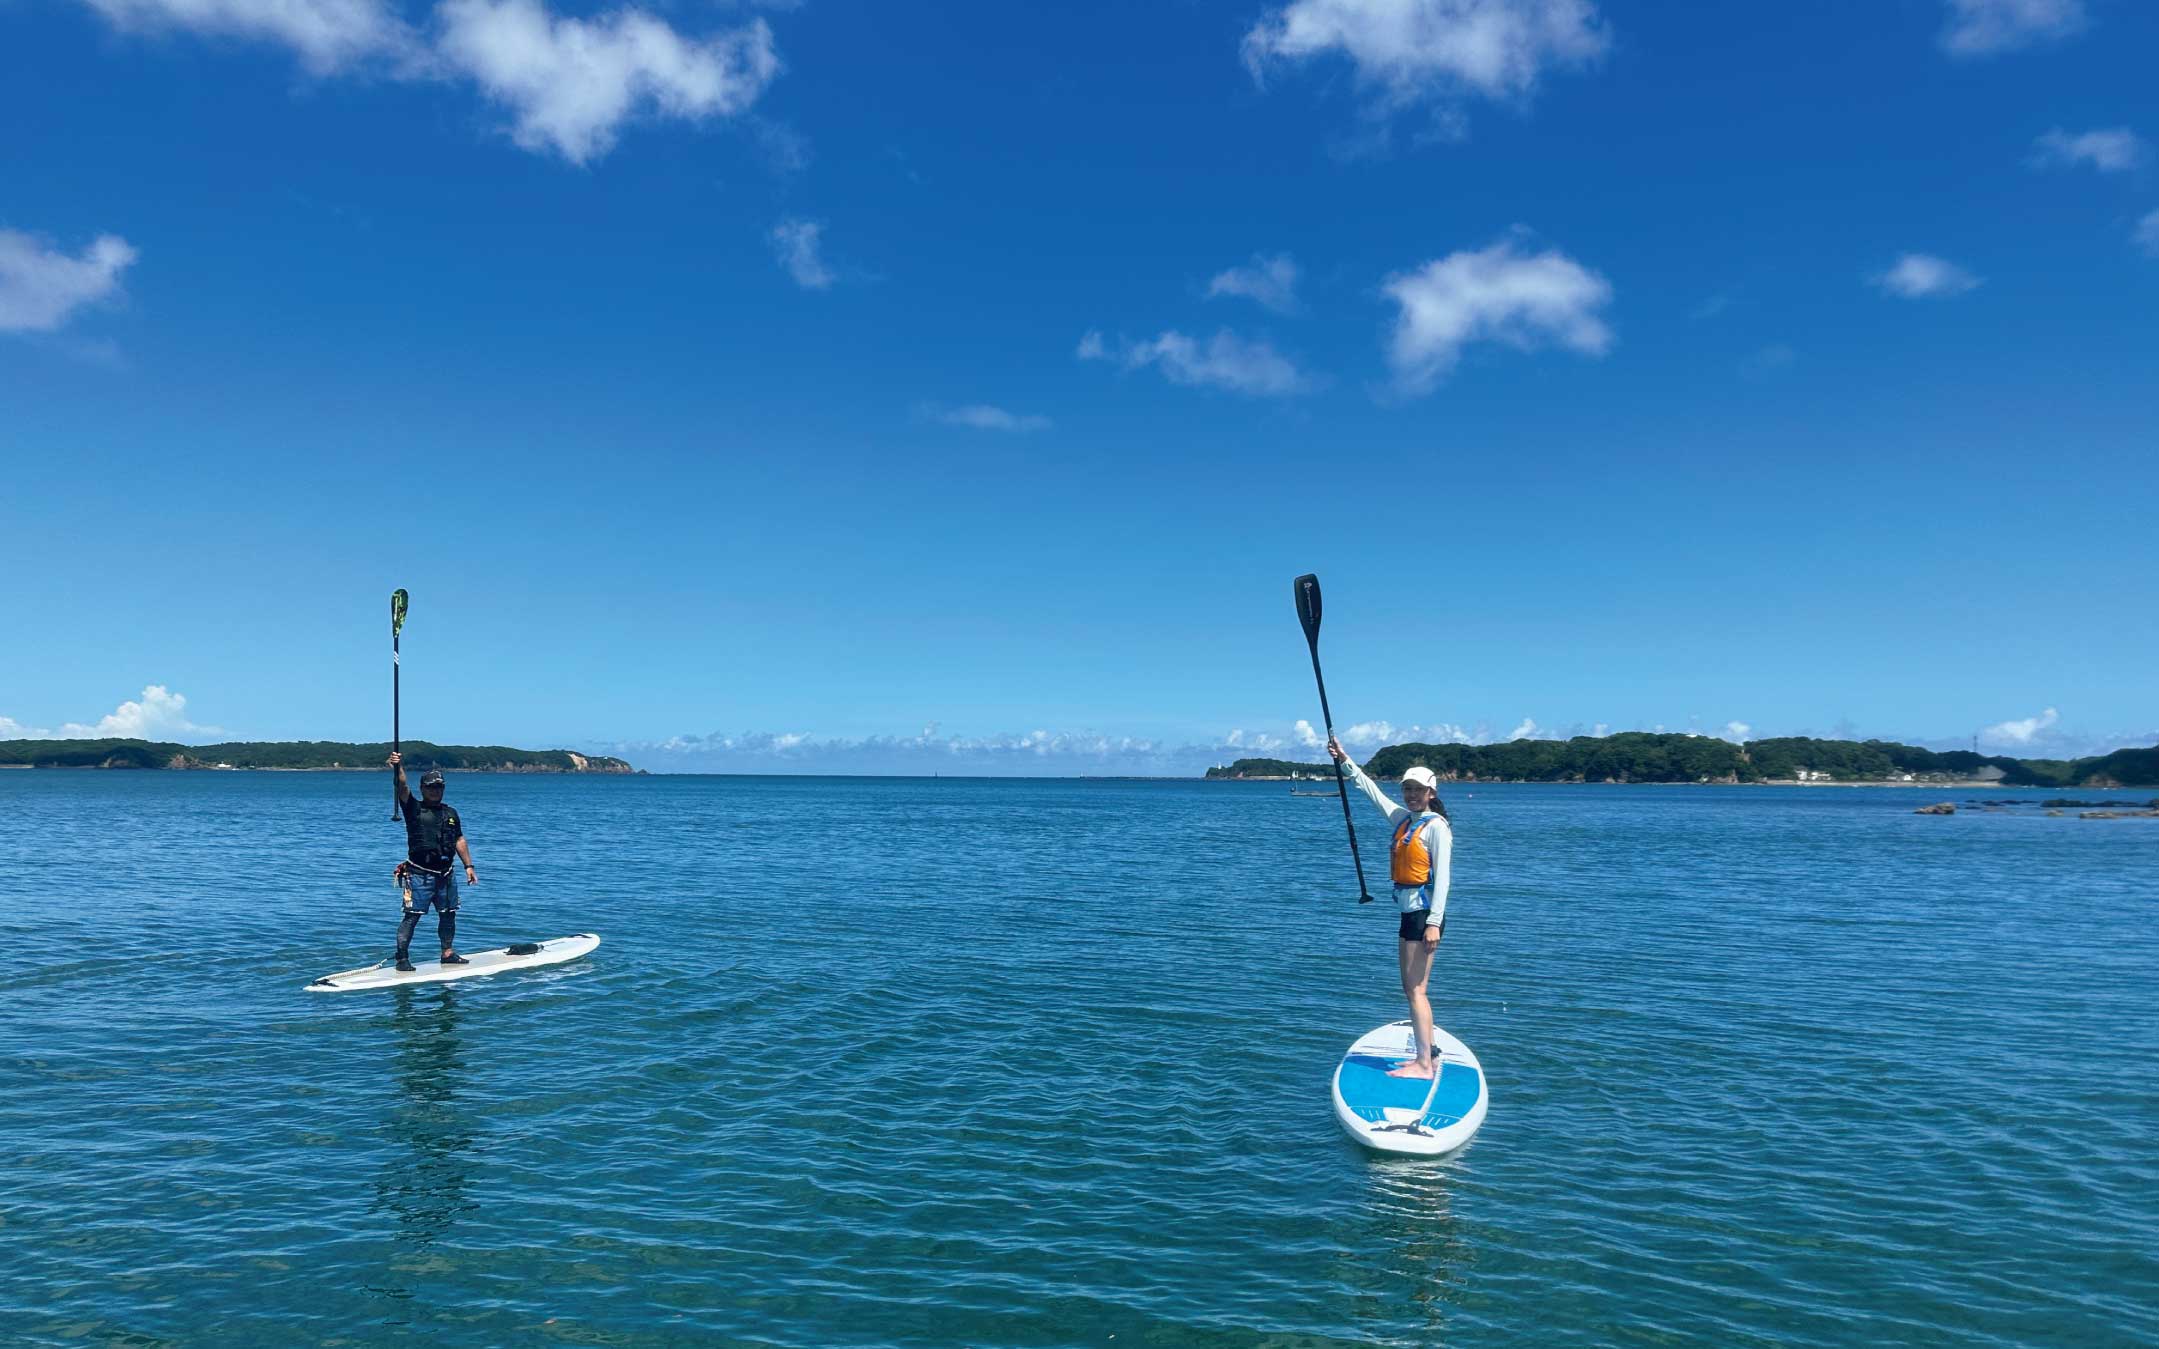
[1205,732,2159,789]
[0,738,636,774]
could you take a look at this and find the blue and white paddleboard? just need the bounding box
[1332,1020,1489,1156]
[307,934,600,991]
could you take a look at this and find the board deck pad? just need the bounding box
[1331,1020,1489,1155]
[307,933,600,991]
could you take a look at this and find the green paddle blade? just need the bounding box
[391,588,409,635]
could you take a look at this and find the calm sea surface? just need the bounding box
[1,771,2153,1347]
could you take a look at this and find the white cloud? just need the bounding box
[1207,253,1300,313]
[1243,0,1608,110]
[769,217,834,290]
[2,685,220,741]
[614,725,1202,776]
[1924,723,2154,760]
[1339,720,1476,747]
[1940,0,2086,57]
[2136,209,2159,257]
[611,718,1497,776]
[436,0,778,164]
[1079,328,1316,396]
[748,115,812,174]
[80,0,780,162]
[1980,706,2059,746]
[1339,720,1397,746]
[928,403,1051,433]
[0,231,139,334]
[1871,253,1981,299]
[68,685,216,738]
[79,0,410,73]
[2030,126,2145,173]
[606,714,2124,776]
[1380,235,1612,395]
[1741,343,1795,376]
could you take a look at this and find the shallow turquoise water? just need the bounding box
[2,771,2154,1347]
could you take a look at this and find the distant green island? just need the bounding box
[1206,733,2159,788]
[0,739,635,774]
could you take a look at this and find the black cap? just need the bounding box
[420,769,445,787]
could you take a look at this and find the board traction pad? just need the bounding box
[1337,1054,1483,1129]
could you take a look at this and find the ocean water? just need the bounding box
[2,770,2154,1348]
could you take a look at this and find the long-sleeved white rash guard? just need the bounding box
[1339,758,1452,916]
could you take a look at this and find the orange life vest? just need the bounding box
[1391,814,1436,887]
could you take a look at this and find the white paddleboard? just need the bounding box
[1331,1020,1489,1156]
[307,933,600,992]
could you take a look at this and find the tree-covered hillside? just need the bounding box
[1204,758,1336,779]
[0,739,634,772]
[1337,733,2158,786]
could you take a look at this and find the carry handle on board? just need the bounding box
[1294,574,1374,904]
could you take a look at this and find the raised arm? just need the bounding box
[1329,736,1407,824]
[388,750,410,804]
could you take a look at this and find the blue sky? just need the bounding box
[3,0,2154,773]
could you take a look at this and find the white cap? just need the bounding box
[1400,766,1439,791]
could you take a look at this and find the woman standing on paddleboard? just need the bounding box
[1329,737,1451,1080]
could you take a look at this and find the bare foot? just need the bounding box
[1386,1060,1436,1080]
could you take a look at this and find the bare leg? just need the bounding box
[1388,928,1442,1079]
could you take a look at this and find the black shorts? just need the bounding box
[1399,909,1444,942]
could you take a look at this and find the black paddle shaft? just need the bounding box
[390,589,407,821]
[1294,574,1375,904]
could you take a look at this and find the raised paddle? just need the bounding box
[1294,573,1374,904]
[390,588,407,821]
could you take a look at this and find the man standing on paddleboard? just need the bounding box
[388,752,478,972]
[1329,737,1452,1080]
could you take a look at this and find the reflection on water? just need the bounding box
[371,986,478,1265]
[1343,1157,1472,1344]
[6,773,2154,1347]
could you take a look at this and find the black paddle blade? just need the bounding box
[1294,573,1322,645]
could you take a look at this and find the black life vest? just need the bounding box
[403,798,461,869]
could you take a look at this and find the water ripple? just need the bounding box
[1,773,2153,1347]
